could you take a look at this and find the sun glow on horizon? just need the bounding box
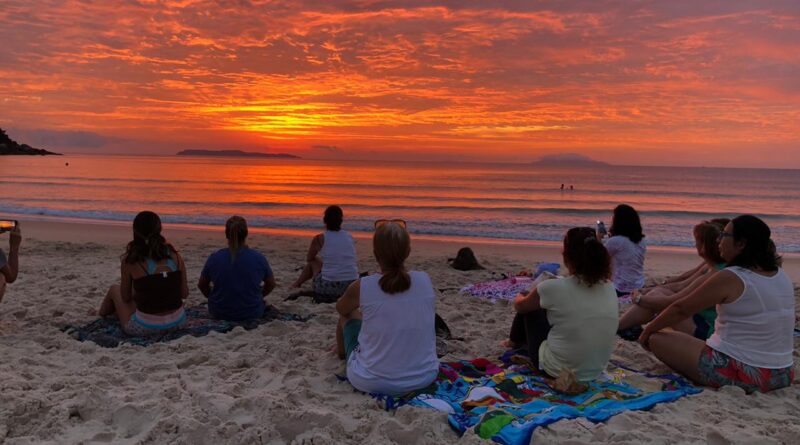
[1,1,799,167]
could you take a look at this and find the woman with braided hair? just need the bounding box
[503,227,618,381]
[198,216,276,320]
[94,211,189,335]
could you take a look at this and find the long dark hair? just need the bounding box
[726,215,781,271]
[374,222,411,294]
[125,211,171,264]
[610,204,644,244]
[563,227,612,286]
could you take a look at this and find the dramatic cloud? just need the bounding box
[1,1,798,166]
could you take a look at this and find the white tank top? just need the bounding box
[706,267,794,368]
[320,230,358,281]
[347,271,439,395]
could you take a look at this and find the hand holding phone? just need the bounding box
[0,220,18,234]
[596,220,607,236]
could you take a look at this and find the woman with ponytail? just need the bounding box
[94,211,189,335]
[639,215,794,393]
[504,227,618,381]
[198,216,276,321]
[334,220,438,395]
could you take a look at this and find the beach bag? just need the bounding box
[448,247,485,271]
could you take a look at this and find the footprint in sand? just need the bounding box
[111,405,153,438]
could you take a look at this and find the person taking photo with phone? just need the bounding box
[0,221,21,303]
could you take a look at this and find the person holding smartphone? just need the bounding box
[0,221,21,303]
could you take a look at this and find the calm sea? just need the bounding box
[2,155,800,252]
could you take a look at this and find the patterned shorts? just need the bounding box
[313,275,355,303]
[697,346,794,393]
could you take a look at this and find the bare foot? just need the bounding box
[87,308,98,316]
[500,339,521,349]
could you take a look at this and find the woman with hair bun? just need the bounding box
[639,215,794,393]
[291,205,358,303]
[334,219,438,395]
[198,216,276,321]
[504,226,618,381]
[94,211,189,335]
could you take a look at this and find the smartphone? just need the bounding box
[596,220,607,235]
[0,220,18,233]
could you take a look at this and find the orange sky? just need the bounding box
[1,1,799,167]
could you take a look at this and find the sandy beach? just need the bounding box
[1,219,798,444]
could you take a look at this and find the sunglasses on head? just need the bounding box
[374,219,407,229]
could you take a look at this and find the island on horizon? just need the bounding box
[176,149,300,159]
[531,153,610,167]
[0,128,62,156]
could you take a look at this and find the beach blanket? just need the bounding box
[63,305,313,348]
[363,352,700,445]
[460,277,535,303]
[460,263,560,303]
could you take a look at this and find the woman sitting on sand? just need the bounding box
[634,217,731,297]
[335,220,438,395]
[599,204,646,296]
[291,205,358,303]
[505,226,618,381]
[639,215,795,393]
[198,216,276,321]
[94,211,188,335]
[618,219,728,339]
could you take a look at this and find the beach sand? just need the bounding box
[1,220,798,444]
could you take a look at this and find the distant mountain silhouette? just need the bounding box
[177,149,300,159]
[531,153,609,167]
[0,128,62,156]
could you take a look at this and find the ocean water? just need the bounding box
[2,155,800,252]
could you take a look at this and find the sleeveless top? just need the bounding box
[320,230,358,282]
[132,257,183,315]
[706,266,794,368]
[347,271,439,395]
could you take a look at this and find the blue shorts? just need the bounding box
[343,319,362,360]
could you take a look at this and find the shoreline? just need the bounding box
[16,217,800,283]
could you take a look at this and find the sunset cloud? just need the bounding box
[0,1,798,166]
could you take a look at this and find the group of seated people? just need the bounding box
[3,203,794,397]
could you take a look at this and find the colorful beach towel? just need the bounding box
[363,353,700,445]
[460,277,535,303]
[460,263,561,303]
[63,305,313,348]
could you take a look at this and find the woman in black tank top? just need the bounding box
[92,211,188,334]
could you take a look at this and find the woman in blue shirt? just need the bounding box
[198,216,276,321]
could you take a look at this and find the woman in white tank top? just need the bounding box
[290,205,358,302]
[334,220,439,395]
[639,215,794,393]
